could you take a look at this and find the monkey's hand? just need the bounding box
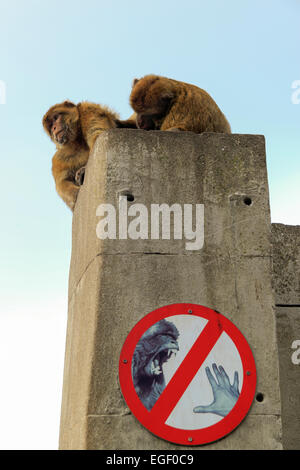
[75,166,86,186]
[193,364,239,417]
[165,127,186,132]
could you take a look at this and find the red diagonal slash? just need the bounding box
[149,315,224,423]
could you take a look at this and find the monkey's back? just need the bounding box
[161,77,231,134]
[131,74,231,134]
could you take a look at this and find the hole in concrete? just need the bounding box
[126,193,135,202]
[119,190,135,202]
[244,197,252,206]
[256,392,264,402]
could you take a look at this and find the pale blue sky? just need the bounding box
[0,0,299,449]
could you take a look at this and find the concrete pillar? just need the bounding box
[272,223,300,449]
[59,130,282,450]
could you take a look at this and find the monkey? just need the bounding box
[129,74,231,134]
[131,319,179,411]
[42,101,137,211]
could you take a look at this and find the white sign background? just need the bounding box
[161,315,243,430]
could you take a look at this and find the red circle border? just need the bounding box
[119,303,257,446]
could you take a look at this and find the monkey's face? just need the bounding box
[132,320,179,381]
[132,319,179,410]
[51,114,68,144]
[43,101,79,146]
[142,333,179,378]
[136,114,156,131]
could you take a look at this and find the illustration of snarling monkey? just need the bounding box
[43,101,136,210]
[132,319,179,411]
[130,74,231,134]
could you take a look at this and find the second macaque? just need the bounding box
[130,74,231,134]
[43,101,136,211]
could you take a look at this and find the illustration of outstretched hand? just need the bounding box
[193,363,240,417]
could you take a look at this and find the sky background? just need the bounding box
[0,0,299,449]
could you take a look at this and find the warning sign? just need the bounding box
[119,303,256,445]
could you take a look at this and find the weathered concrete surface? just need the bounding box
[59,130,282,450]
[272,224,300,449]
[272,224,300,305]
[276,307,300,450]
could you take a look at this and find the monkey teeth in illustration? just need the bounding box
[131,318,179,411]
[150,347,178,376]
[132,315,241,428]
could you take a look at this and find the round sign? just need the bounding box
[119,303,256,446]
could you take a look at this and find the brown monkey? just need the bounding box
[43,101,136,210]
[130,75,231,134]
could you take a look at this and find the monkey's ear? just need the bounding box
[63,100,76,108]
[132,78,139,88]
[42,113,51,134]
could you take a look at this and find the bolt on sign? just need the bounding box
[119,303,257,445]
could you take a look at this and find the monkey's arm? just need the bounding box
[159,100,191,132]
[56,179,79,211]
[78,102,119,150]
[160,103,193,132]
[116,112,137,129]
[116,117,137,129]
[52,156,80,211]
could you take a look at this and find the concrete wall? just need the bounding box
[272,223,300,449]
[59,130,282,450]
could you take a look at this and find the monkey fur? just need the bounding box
[130,74,231,134]
[132,318,179,411]
[43,101,136,211]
